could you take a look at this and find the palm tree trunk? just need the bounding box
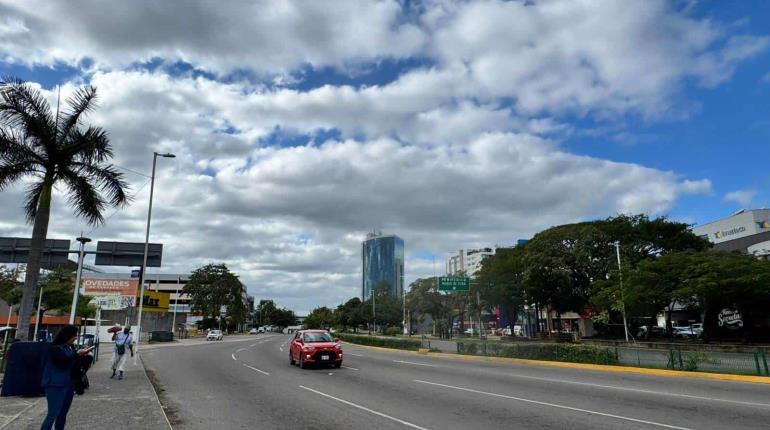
[16,180,53,340]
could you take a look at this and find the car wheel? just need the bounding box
[290,351,296,365]
[299,354,307,369]
[333,362,341,369]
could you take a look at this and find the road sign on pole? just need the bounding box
[438,276,470,292]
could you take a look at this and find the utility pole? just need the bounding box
[615,241,630,343]
[69,235,91,324]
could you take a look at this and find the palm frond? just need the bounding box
[58,167,107,225]
[0,127,45,166]
[22,180,46,222]
[0,78,55,148]
[69,162,131,207]
[58,85,97,141]
[64,125,111,164]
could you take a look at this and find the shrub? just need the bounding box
[384,327,402,336]
[336,333,421,351]
[457,341,618,365]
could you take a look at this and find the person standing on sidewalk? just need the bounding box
[41,325,94,430]
[111,326,134,380]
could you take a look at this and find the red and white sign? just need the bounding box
[82,278,139,296]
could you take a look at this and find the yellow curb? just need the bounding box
[341,341,770,385]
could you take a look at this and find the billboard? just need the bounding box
[82,278,139,296]
[138,290,170,313]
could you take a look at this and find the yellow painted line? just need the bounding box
[341,341,770,385]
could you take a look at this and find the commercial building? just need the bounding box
[446,248,495,277]
[361,233,404,299]
[692,209,770,257]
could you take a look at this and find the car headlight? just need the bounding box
[334,343,342,350]
[303,345,315,351]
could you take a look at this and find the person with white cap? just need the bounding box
[110,325,134,380]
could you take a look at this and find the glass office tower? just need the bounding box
[361,233,404,300]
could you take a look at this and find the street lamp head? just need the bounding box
[154,152,176,158]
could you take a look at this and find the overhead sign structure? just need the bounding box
[137,290,170,313]
[438,276,470,292]
[82,278,139,296]
[94,241,163,267]
[0,237,71,265]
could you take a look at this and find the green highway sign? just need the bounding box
[438,276,470,292]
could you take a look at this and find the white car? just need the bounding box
[207,329,223,341]
[249,328,259,335]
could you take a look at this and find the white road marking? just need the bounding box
[393,360,437,367]
[298,386,429,430]
[279,346,284,352]
[250,344,257,347]
[413,380,692,430]
[502,372,770,409]
[341,365,359,371]
[231,353,236,361]
[347,353,364,357]
[243,363,270,376]
[236,348,245,353]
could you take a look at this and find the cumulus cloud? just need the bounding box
[724,189,756,206]
[0,0,762,313]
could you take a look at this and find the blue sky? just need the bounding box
[0,0,768,312]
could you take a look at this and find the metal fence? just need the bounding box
[454,339,770,377]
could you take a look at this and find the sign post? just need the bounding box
[438,276,470,292]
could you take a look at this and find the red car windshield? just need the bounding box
[302,332,333,343]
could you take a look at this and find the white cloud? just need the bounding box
[724,189,756,206]
[0,0,762,313]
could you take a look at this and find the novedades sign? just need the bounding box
[82,278,139,296]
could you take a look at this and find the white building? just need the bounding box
[446,248,495,276]
[692,209,770,258]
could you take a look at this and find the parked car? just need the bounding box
[289,330,342,369]
[672,326,699,338]
[258,326,265,333]
[249,328,259,335]
[207,329,223,341]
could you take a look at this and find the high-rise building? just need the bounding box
[362,233,404,299]
[446,248,495,276]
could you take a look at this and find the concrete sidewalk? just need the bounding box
[0,352,169,429]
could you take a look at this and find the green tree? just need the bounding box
[0,265,22,307]
[361,281,402,333]
[304,306,336,330]
[270,307,297,328]
[335,297,366,332]
[257,299,277,326]
[184,264,246,328]
[0,79,130,339]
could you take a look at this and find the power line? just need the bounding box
[113,164,151,178]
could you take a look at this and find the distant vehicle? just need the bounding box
[207,329,223,341]
[289,330,342,369]
[637,325,666,337]
[258,327,266,333]
[249,328,258,335]
[672,326,698,338]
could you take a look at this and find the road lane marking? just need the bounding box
[298,386,429,430]
[236,348,245,353]
[413,380,692,430]
[342,365,359,371]
[393,360,437,367]
[501,372,770,409]
[250,344,257,347]
[347,353,364,357]
[243,363,270,376]
[231,353,236,361]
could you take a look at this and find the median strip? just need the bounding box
[413,379,692,430]
[298,385,429,430]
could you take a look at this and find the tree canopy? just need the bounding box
[184,263,247,325]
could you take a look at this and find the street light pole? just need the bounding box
[135,152,175,365]
[615,241,630,343]
[69,236,91,324]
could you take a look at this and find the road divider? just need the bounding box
[413,380,692,430]
[298,385,429,430]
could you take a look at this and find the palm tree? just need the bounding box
[0,77,129,340]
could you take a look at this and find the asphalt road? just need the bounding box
[141,334,770,430]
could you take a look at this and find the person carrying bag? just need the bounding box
[110,326,134,380]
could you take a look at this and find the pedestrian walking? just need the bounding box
[111,325,134,380]
[41,325,94,430]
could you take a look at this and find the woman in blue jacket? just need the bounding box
[41,325,93,430]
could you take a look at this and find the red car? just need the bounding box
[289,330,343,369]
